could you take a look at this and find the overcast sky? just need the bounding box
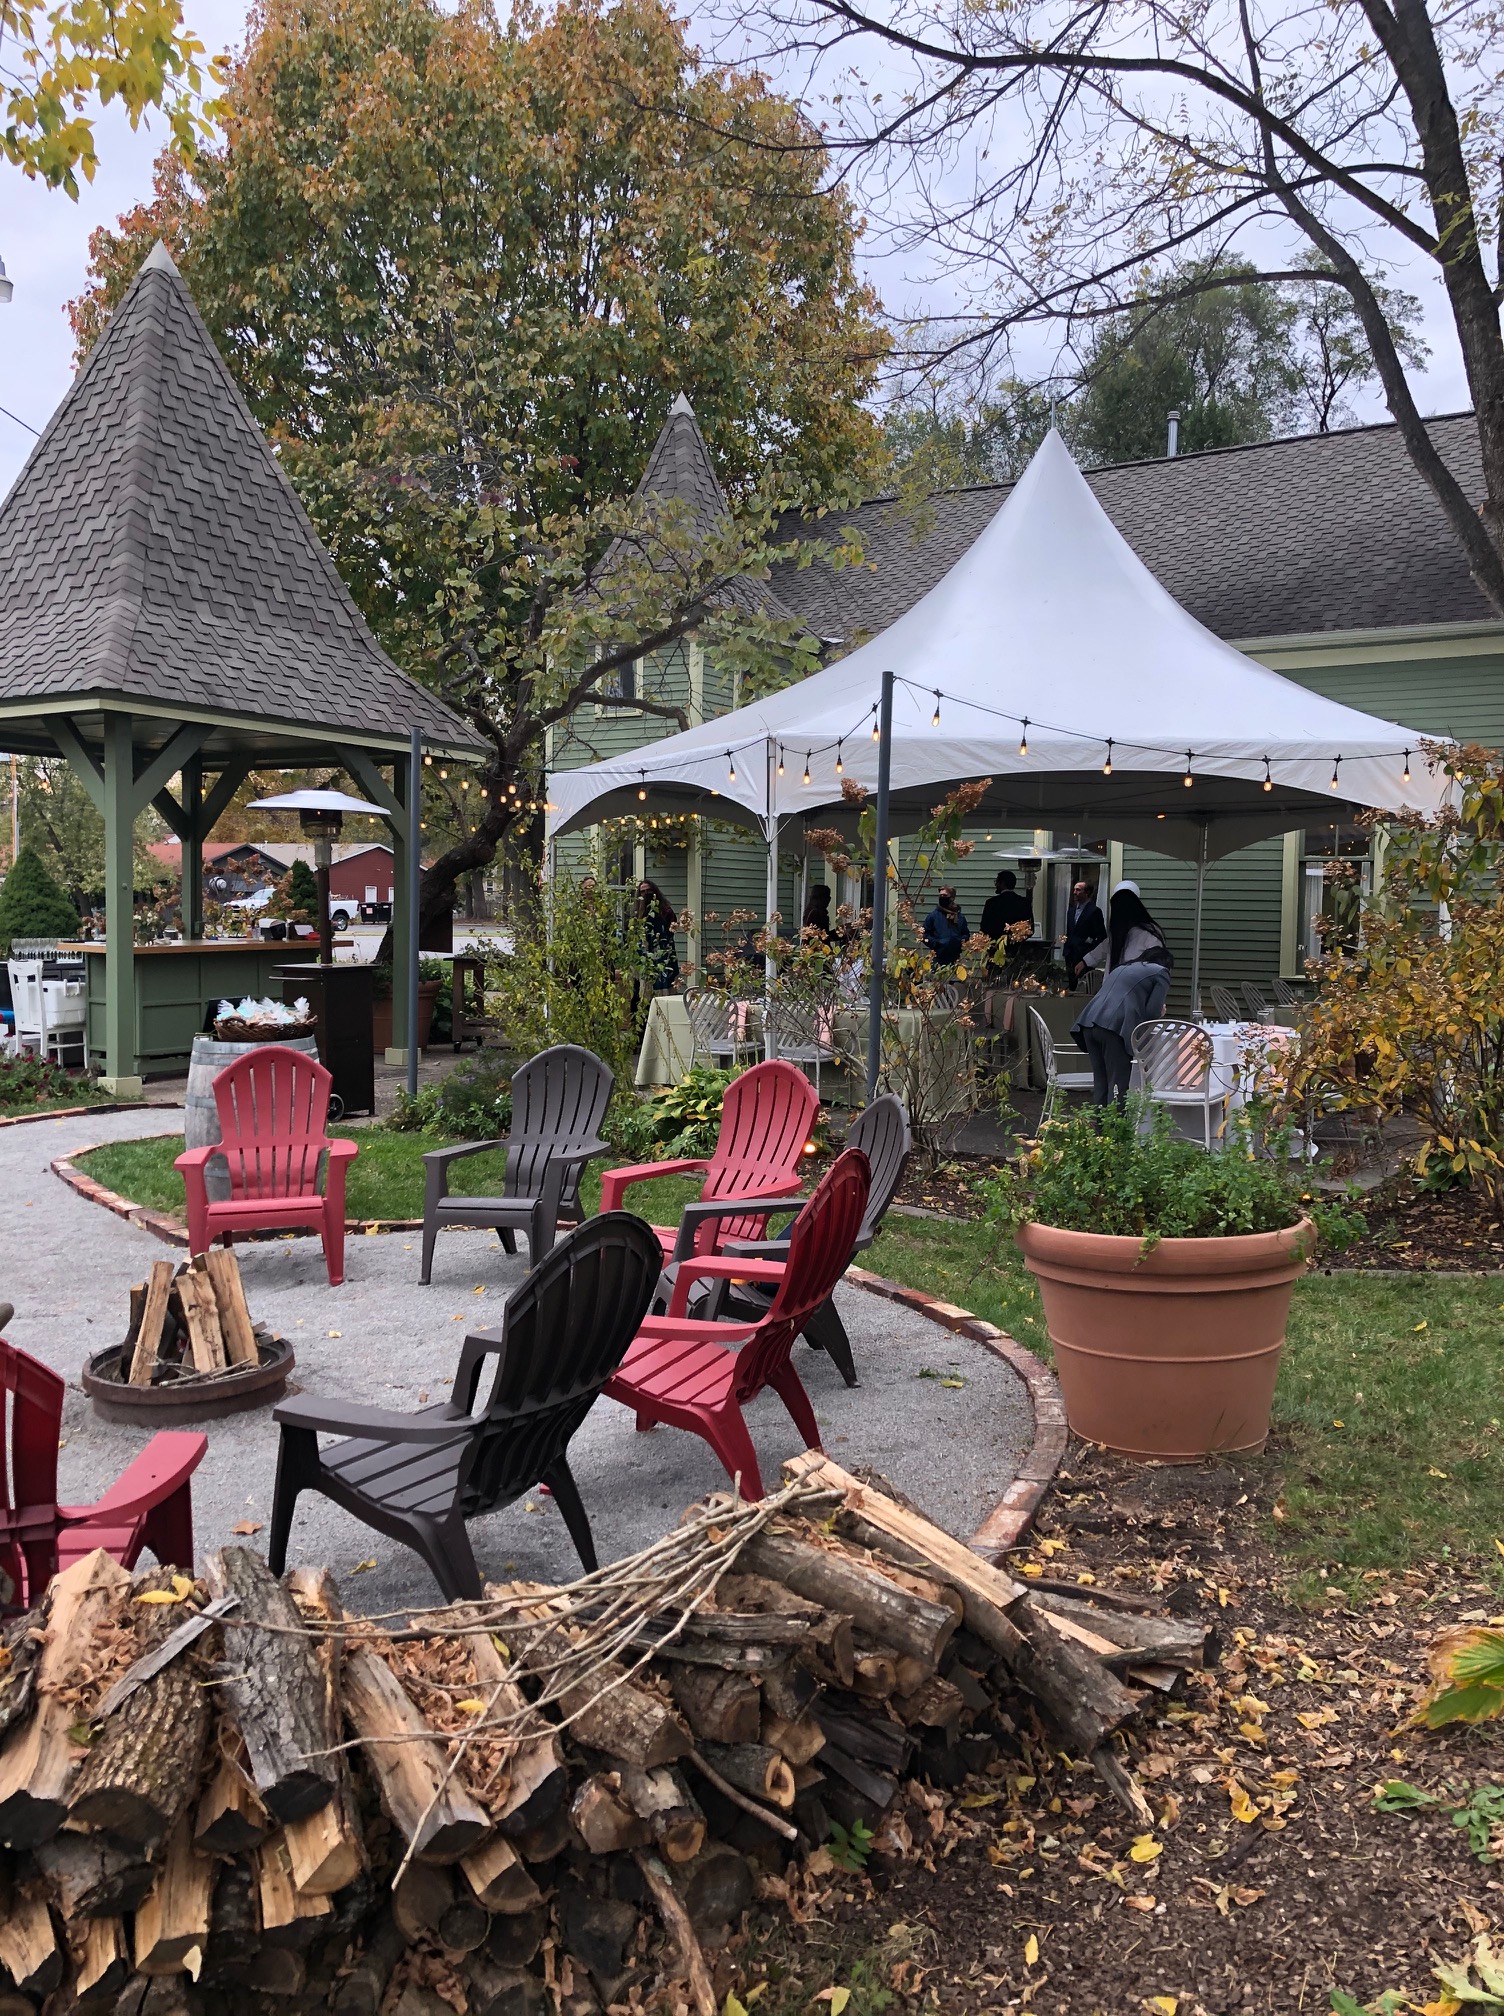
[0,0,1475,501]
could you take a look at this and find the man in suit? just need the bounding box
[1062,877,1106,983]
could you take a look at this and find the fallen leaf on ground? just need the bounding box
[1128,1835,1163,1863]
[230,1521,263,1536]
[351,1559,377,1574]
[1024,1934,1039,1966]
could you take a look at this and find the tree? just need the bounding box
[743,0,1504,610]
[2,0,218,194]
[16,755,161,911]
[0,845,80,954]
[75,0,885,930]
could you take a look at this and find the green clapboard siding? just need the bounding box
[1263,646,1504,750]
[1122,836,1286,1013]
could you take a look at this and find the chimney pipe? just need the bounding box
[1166,409,1180,458]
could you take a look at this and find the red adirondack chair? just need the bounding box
[0,1335,206,1614]
[175,1045,358,1286]
[604,1147,870,1499]
[599,1060,818,1265]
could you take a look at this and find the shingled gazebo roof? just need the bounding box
[0,241,483,765]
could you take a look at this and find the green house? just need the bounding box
[551,399,1497,1003]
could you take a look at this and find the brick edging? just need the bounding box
[0,1101,144,1128]
[845,1263,1067,1560]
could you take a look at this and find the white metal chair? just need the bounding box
[1131,1018,1233,1150]
[684,990,753,1071]
[1028,1005,1094,1128]
[1269,977,1302,1008]
[1208,984,1244,1023]
[764,1002,837,1103]
[1242,981,1276,1021]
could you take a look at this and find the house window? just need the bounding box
[601,659,638,705]
[1299,821,1373,962]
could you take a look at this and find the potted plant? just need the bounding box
[990,1105,1358,1461]
[370,963,445,1053]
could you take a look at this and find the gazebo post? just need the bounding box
[101,714,141,1095]
[180,756,204,938]
[337,743,416,1061]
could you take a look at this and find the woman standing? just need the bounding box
[635,879,680,993]
[1071,881,1173,1106]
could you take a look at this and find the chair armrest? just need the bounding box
[628,1314,762,1346]
[273,1396,470,1443]
[174,1145,216,1173]
[669,1186,805,1262]
[600,1159,708,1212]
[717,1233,792,1260]
[665,1254,788,1320]
[326,1139,358,1165]
[423,1138,509,1170]
[57,1432,207,1526]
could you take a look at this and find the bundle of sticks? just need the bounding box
[0,1455,1210,2016]
[118,1252,264,1386]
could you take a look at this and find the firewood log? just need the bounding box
[341,1646,489,1863]
[571,1772,650,1854]
[671,1840,753,1933]
[850,1651,898,1700]
[391,1862,456,1944]
[556,1878,639,1987]
[556,1663,690,1770]
[618,1765,706,1863]
[438,1894,492,1956]
[697,1743,795,1810]
[507,1801,575,1864]
[132,1813,214,1976]
[69,1565,211,1848]
[893,1674,965,1732]
[814,1703,913,1776]
[129,1261,175,1386]
[243,1947,308,1997]
[738,1528,956,1669]
[201,1250,258,1369]
[0,1871,62,1998]
[174,1269,226,1374]
[256,1834,333,1949]
[464,1954,549,2016]
[35,1827,155,1918]
[761,1662,819,1723]
[433,1607,567,1837]
[330,1910,404,2016]
[202,1550,339,1824]
[460,1834,543,1914]
[74,1917,130,2003]
[761,1711,825,1766]
[193,1749,271,1856]
[1025,1590,1210,1667]
[280,1569,365,1894]
[202,1857,259,1972]
[0,1548,132,1848]
[0,1615,39,1745]
[483,1905,547,1971]
[712,1575,854,1687]
[667,1667,760,1746]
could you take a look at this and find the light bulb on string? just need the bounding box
[638,787,647,802]
[440,768,448,780]
[1330,756,1342,791]
[726,750,736,783]
[1262,757,1272,793]
[1102,738,1113,778]
[461,778,469,791]
[1402,750,1412,785]
[1182,751,1194,788]
[802,753,811,786]
[777,748,785,777]
[931,691,941,728]
[1018,717,1029,757]
[835,742,844,776]
[871,713,880,743]
[423,753,433,767]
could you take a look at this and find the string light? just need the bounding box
[871,713,880,743]
[931,691,941,727]
[835,741,844,776]
[460,778,469,791]
[439,768,448,780]
[423,753,432,767]
[1102,738,1113,778]
[1402,750,1412,785]
[802,753,812,786]
[726,750,736,782]
[1262,757,1272,793]
[1330,755,1342,791]
[1018,718,1029,757]
[1183,751,1194,788]
[637,787,647,802]
[777,748,785,777]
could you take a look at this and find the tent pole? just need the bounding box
[865,669,895,1103]
[1189,819,1209,1016]
[406,726,421,1099]
[764,738,778,1061]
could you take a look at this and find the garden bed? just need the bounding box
[0,1051,111,1117]
[1332,1173,1504,1272]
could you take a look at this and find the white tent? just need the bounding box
[549,429,1446,856]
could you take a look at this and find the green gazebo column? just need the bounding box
[388,747,414,1059]
[181,756,204,938]
[101,714,142,1095]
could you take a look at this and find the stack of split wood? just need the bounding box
[0,1456,1211,2016]
[115,1251,266,1386]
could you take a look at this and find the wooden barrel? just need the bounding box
[186,1033,320,1202]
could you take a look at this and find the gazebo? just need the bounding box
[0,241,483,1090]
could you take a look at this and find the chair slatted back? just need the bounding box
[0,1339,65,1611]
[504,1046,615,1207]
[1270,977,1300,1008]
[732,1149,870,1403]
[1209,984,1244,1022]
[451,1213,662,1515]
[686,993,738,1054]
[845,1096,911,1250]
[1027,1006,1058,1079]
[213,1045,333,1201]
[695,1060,819,1251]
[1132,1018,1214,1095]
[1243,982,1272,1018]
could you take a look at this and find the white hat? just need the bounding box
[1110,879,1140,897]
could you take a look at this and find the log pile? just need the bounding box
[0,1457,1210,2016]
[119,1252,263,1386]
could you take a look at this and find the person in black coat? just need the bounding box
[1062,877,1107,981]
[980,870,1034,951]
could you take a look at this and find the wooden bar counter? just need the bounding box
[69,940,306,1077]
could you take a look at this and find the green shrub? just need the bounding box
[607,1066,735,1162]
[0,1053,95,1111]
[985,1102,1362,1248]
[485,874,644,1097]
[389,1052,513,1138]
[0,846,81,956]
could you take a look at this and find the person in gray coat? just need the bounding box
[1071,883,1172,1105]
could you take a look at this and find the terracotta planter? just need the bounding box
[372,980,441,1054]
[1016,1217,1315,1461]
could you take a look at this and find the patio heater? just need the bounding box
[248,787,385,965]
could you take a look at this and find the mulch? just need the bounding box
[726,1447,1501,2016]
[1334,1176,1504,1273]
[894,1158,1009,1220]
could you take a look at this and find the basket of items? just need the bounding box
[212,994,317,1042]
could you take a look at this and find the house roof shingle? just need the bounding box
[769,413,1494,646]
[0,241,483,760]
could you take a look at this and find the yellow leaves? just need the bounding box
[814,1990,850,2015]
[1415,1321,1430,1333]
[1227,1780,1260,1824]
[136,1573,196,1606]
[1024,1933,1039,1966]
[1296,1708,1336,1730]
[1021,1562,1044,1578]
[1037,1537,1067,1557]
[723,1989,769,2016]
[351,1559,377,1574]
[455,1698,488,1715]
[1145,1998,1179,2015]
[1128,1835,1163,1863]
[1414,1626,1504,1728]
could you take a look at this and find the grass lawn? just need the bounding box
[76,1128,1504,1586]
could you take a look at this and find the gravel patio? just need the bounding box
[2,1107,1033,1615]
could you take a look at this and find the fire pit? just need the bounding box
[83,1250,296,1423]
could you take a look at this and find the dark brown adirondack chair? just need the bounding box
[268,1212,663,1600]
[420,1044,614,1282]
[695,1094,911,1387]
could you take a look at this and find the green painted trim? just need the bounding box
[1279,831,1301,977]
[390,752,414,1052]
[181,759,204,938]
[128,722,211,819]
[336,744,408,840]
[0,691,483,761]
[102,714,138,1081]
[49,717,105,811]
[200,757,253,835]
[1234,618,1504,655]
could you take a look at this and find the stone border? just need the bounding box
[51,1137,1067,1553]
[845,1263,1067,1560]
[0,1101,143,1128]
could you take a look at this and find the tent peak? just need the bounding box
[142,238,179,276]
[668,391,696,418]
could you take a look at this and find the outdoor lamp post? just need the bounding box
[248,788,386,965]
